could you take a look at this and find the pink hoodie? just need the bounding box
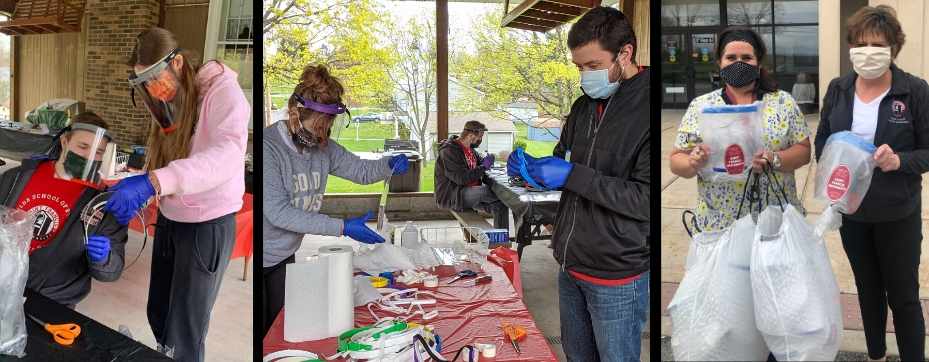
[152,61,249,223]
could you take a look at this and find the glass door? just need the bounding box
[661,32,688,107]
[689,32,719,99]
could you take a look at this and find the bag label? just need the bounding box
[725,144,745,174]
[827,165,851,201]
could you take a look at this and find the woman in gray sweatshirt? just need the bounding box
[261,65,407,334]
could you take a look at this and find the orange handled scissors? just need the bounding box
[27,314,81,346]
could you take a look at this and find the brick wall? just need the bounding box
[83,0,160,145]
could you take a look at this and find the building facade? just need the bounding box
[660,0,819,109]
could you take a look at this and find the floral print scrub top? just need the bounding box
[674,88,810,232]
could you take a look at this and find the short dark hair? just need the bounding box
[568,6,636,61]
[847,5,905,57]
[716,26,778,92]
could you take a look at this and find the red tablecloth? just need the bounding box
[128,193,254,261]
[262,261,557,362]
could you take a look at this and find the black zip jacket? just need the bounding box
[815,64,929,223]
[0,157,127,306]
[434,136,488,211]
[550,67,651,279]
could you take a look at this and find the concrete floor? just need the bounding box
[297,218,650,362]
[659,109,929,359]
[0,157,254,361]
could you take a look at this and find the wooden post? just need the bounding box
[437,0,448,143]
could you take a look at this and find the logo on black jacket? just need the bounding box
[890,100,909,123]
[30,206,59,241]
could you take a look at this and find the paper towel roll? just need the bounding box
[284,245,354,342]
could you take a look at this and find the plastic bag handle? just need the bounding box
[681,210,700,238]
[736,169,762,218]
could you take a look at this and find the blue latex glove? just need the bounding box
[527,156,574,189]
[86,235,111,264]
[388,155,409,175]
[506,149,537,177]
[105,173,156,225]
[343,211,385,244]
[481,154,494,169]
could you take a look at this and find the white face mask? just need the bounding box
[580,55,625,99]
[850,46,892,80]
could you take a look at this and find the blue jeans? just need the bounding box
[559,270,649,362]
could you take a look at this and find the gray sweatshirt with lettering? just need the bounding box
[262,120,392,267]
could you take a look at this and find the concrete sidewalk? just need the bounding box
[659,109,929,359]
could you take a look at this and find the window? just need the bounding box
[0,14,10,120]
[774,0,818,24]
[727,0,772,25]
[214,0,253,128]
[774,25,818,94]
[661,0,721,27]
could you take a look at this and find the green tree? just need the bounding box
[384,17,437,156]
[454,12,581,122]
[264,0,394,113]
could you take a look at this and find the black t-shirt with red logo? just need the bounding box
[15,161,87,254]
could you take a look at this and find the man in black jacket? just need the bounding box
[434,120,508,229]
[0,112,127,308]
[508,7,649,361]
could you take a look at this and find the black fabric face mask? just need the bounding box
[719,61,760,88]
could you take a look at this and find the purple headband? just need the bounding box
[293,94,348,115]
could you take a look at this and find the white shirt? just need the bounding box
[851,88,890,143]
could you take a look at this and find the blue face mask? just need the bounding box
[580,54,625,99]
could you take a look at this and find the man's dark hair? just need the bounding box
[461,120,486,137]
[568,6,636,61]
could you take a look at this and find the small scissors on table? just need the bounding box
[447,270,478,284]
[27,314,81,346]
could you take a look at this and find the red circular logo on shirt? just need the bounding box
[27,205,60,242]
[827,165,851,201]
[725,144,746,175]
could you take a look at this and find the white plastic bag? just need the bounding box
[353,243,417,275]
[815,131,877,236]
[751,205,842,361]
[669,215,769,361]
[0,207,32,357]
[698,102,762,182]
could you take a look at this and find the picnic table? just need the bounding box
[262,260,557,362]
[486,169,561,258]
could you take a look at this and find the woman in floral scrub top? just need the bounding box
[670,26,811,232]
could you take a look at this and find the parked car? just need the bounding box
[352,114,379,123]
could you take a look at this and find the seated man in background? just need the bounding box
[0,111,127,308]
[434,120,509,230]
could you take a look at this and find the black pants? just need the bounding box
[840,211,924,361]
[147,213,236,362]
[262,254,295,337]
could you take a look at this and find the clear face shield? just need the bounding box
[290,93,351,149]
[129,48,180,134]
[58,123,112,188]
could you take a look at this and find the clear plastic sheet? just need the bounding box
[751,205,842,361]
[669,215,768,361]
[697,102,763,182]
[814,131,877,236]
[0,206,33,357]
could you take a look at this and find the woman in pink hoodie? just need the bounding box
[105,27,249,362]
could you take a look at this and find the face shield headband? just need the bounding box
[59,122,113,189]
[290,93,352,149]
[128,48,181,133]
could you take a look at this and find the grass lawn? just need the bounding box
[312,120,558,194]
[514,123,557,157]
[327,160,436,193]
